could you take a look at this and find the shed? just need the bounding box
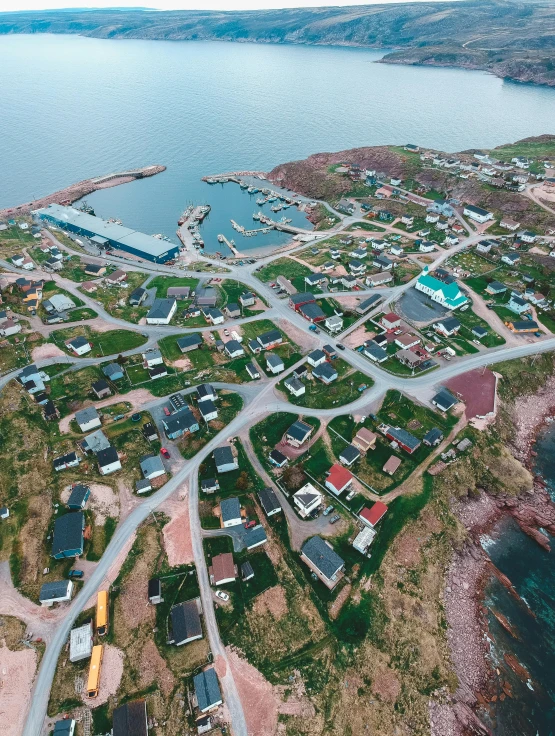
[148,578,162,604]
[242,561,255,581]
[69,621,93,662]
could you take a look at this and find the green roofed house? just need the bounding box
[414,268,469,310]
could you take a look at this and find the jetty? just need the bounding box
[217,234,243,257]
[202,170,267,184]
[1,165,166,218]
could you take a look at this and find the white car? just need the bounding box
[215,590,229,602]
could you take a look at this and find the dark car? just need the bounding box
[336,343,346,350]
[329,514,341,524]
[161,448,171,459]
[68,570,84,579]
[131,413,142,422]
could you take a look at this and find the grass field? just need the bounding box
[177,392,244,459]
[147,275,199,298]
[249,413,320,472]
[255,257,313,291]
[281,361,371,409]
[50,326,147,358]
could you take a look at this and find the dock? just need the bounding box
[217,234,243,257]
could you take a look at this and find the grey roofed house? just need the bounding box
[43,293,76,312]
[220,497,241,524]
[386,426,421,453]
[112,699,148,736]
[287,419,313,444]
[96,445,120,469]
[257,329,282,348]
[246,362,260,379]
[258,487,281,516]
[244,525,267,549]
[374,255,393,268]
[53,451,79,471]
[177,333,203,352]
[301,536,345,581]
[146,298,176,321]
[129,286,147,305]
[207,307,224,322]
[242,561,254,580]
[284,375,304,394]
[308,348,326,364]
[312,362,338,382]
[199,399,217,420]
[248,338,261,354]
[167,286,190,299]
[305,272,325,285]
[51,512,84,558]
[266,353,284,371]
[299,303,326,321]
[39,580,72,604]
[194,667,223,713]
[364,342,388,362]
[92,379,111,397]
[356,294,382,313]
[213,445,236,471]
[170,600,202,645]
[224,339,244,357]
[67,335,90,351]
[75,406,100,428]
[226,302,240,317]
[472,325,488,338]
[81,429,110,454]
[487,280,506,293]
[197,383,216,402]
[195,287,218,307]
[339,444,361,466]
[164,408,198,438]
[239,291,255,305]
[136,479,152,493]
[140,454,165,479]
[432,388,458,412]
[201,478,219,493]
[102,363,124,380]
[423,427,444,446]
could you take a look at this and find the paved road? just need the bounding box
[16,204,555,736]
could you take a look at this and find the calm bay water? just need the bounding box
[3,35,555,251]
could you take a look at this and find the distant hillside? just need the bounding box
[1,1,555,86]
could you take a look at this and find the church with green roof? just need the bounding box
[414,267,469,310]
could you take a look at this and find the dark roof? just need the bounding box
[242,561,254,579]
[148,578,161,597]
[290,292,315,306]
[488,280,506,291]
[197,383,215,399]
[67,484,90,508]
[423,428,444,445]
[299,303,326,321]
[112,699,148,736]
[244,525,267,548]
[213,445,234,467]
[103,362,124,378]
[177,334,203,350]
[39,580,70,602]
[43,400,57,417]
[193,668,222,712]
[96,445,119,468]
[258,487,281,515]
[308,348,326,362]
[302,536,344,580]
[257,329,282,346]
[472,325,488,337]
[266,353,284,368]
[339,444,361,464]
[165,408,197,435]
[510,294,526,306]
[224,339,243,354]
[364,343,388,361]
[358,294,381,311]
[53,451,78,470]
[269,449,288,465]
[149,365,167,378]
[147,297,176,320]
[129,287,146,303]
[92,379,110,394]
[226,302,240,313]
[53,721,75,735]
[201,478,218,491]
[312,362,338,380]
[511,319,539,330]
[52,512,84,556]
[287,420,313,443]
[171,600,202,644]
[220,497,241,523]
[386,426,421,451]
[68,335,89,349]
[437,317,460,331]
[433,388,457,411]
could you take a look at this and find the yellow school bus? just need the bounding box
[96,590,109,636]
[86,645,103,698]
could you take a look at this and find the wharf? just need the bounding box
[217,234,243,257]
[202,170,267,183]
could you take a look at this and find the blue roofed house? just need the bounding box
[52,512,85,559]
[177,334,203,353]
[193,667,223,713]
[213,446,239,473]
[163,408,199,440]
[414,268,469,310]
[102,363,124,381]
[140,454,166,480]
[312,362,338,384]
[220,497,242,528]
[508,294,531,315]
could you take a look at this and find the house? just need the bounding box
[366,271,393,287]
[340,275,357,290]
[112,700,148,736]
[432,388,458,412]
[75,406,101,433]
[66,336,91,356]
[356,294,382,314]
[92,380,111,399]
[277,275,296,294]
[248,338,261,355]
[508,294,530,314]
[269,449,288,468]
[69,621,93,663]
[286,420,314,447]
[81,281,98,294]
[373,255,394,270]
[305,273,327,288]
[199,400,218,422]
[206,308,224,325]
[307,349,327,367]
[348,260,366,276]
[289,292,315,311]
[53,452,80,472]
[293,483,323,518]
[519,230,537,244]
[105,269,128,285]
[325,315,343,333]
[501,253,520,267]
[143,349,163,368]
[321,261,335,272]
[213,446,238,473]
[19,364,47,394]
[11,254,24,267]
[384,426,421,454]
[284,375,305,397]
[257,329,283,350]
[507,319,539,333]
[527,292,547,307]
[485,281,507,295]
[129,287,147,306]
[352,526,377,554]
[363,341,388,363]
[433,317,461,337]
[339,444,361,467]
[201,478,219,494]
[401,213,415,226]
[136,479,152,494]
[84,262,106,276]
[423,428,444,446]
[444,234,459,246]
[43,294,76,313]
[325,464,353,495]
[383,456,402,475]
[193,668,223,713]
[426,212,440,224]
[395,333,420,349]
[330,249,341,260]
[419,241,435,253]
[197,383,217,403]
[301,536,345,590]
[500,217,520,231]
[472,325,488,339]
[177,334,203,353]
[245,362,260,380]
[242,561,255,581]
[414,269,468,310]
[463,205,494,223]
[146,298,177,325]
[258,487,282,517]
[51,512,84,559]
[209,552,237,585]
[359,501,388,528]
[41,400,58,422]
[299,302,326,322]
[0,319,21,337]
[39,580,74,607]
[370,238,387,251]
[140,454,166,480]
[266,353,284,374]
[163,408,199,440]
[239,291,256,307]
[97,446,122,475]
[312,362,338,384]
[224,339,244,358]
[195,287,218,307]
[381,312,401,331]
[352,427,377,453]
[102,363,124,381]
[390,243,404,256]
[167,286,191,300]
[67,484,91,510]
[225,303,240,318]
[170,600,203,646]
[81,429,111,455]
[476,240,493,254]
[244,524,267,550]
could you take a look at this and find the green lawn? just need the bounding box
[249,413,320,472]
[255,258,312,285]
[199,440,264,498]
[81,271,149,323]
[220,280,266,309]
[177,392,244,459]
[147,275,199,298]
[281,362,372,409]
[49,326,147,358]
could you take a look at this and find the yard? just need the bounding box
[199,440,264,499]
[281,360,372,409]
[82,271,149,323]
[176,391,244,459]
[49,326,147,358]
[255,257,313,292]
[31,250,92,282]
[147,275,199,298]
[249,413,321,472]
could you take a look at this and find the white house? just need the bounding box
[307,349,327,367]
[220,497,242,528]
[325,464,353,496]
[284,375,305,397]
[66,336,92,356]
[463,205,494,224]
[266,354,284,374]
[519,230,537,244]
[140,454,166,480]
[325,315,343,333]
[75,406,101,433]
[146,298,177,325]
[293,483,323,518]
[97,446,122,475]
[199,400,218,422]
[419,241,435,253]
[0,319,21,337]
[501,253,520,266]
[143,349,163,368]
[214,446,238,473]
[39,580,74,607]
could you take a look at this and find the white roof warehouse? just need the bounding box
[33,204,179,263]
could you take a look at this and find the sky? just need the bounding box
[0,0,432,11]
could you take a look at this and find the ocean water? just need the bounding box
[533,421,555,500]
[3,35,555,253]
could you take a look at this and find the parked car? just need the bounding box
[163,407,171,416]
[323,505,334,516]
[346,490,356,501]
[224,329,230,336]
[161,448,171,459]
[329,514,341,524]
[215,590,229,602]
[336,343,345,350]
[244,519,256,529]
[68,570,84,579]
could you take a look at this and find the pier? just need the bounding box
[217,234,243,257]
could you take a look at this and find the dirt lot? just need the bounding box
[59,388,154,433]
[61,483,119,525]
[252,585,287,620]
[160,495,194,567]
[0,643,38,736]
[446,368,497,421]
[343,322,377,348]
[226,647,279,736]
[81,644,124,706]
[31,343,66,361]
[276,318,317,353]
[138,640,175,697]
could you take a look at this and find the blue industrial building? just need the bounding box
[34,204,179,264]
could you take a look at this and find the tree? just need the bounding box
[235,471,249,491]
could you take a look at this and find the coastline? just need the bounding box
[0,164,166,219]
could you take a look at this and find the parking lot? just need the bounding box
[399,288,448,323]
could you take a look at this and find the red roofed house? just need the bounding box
[359,501,388,528]
[381,312,401,331]
[325,464,353,496]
